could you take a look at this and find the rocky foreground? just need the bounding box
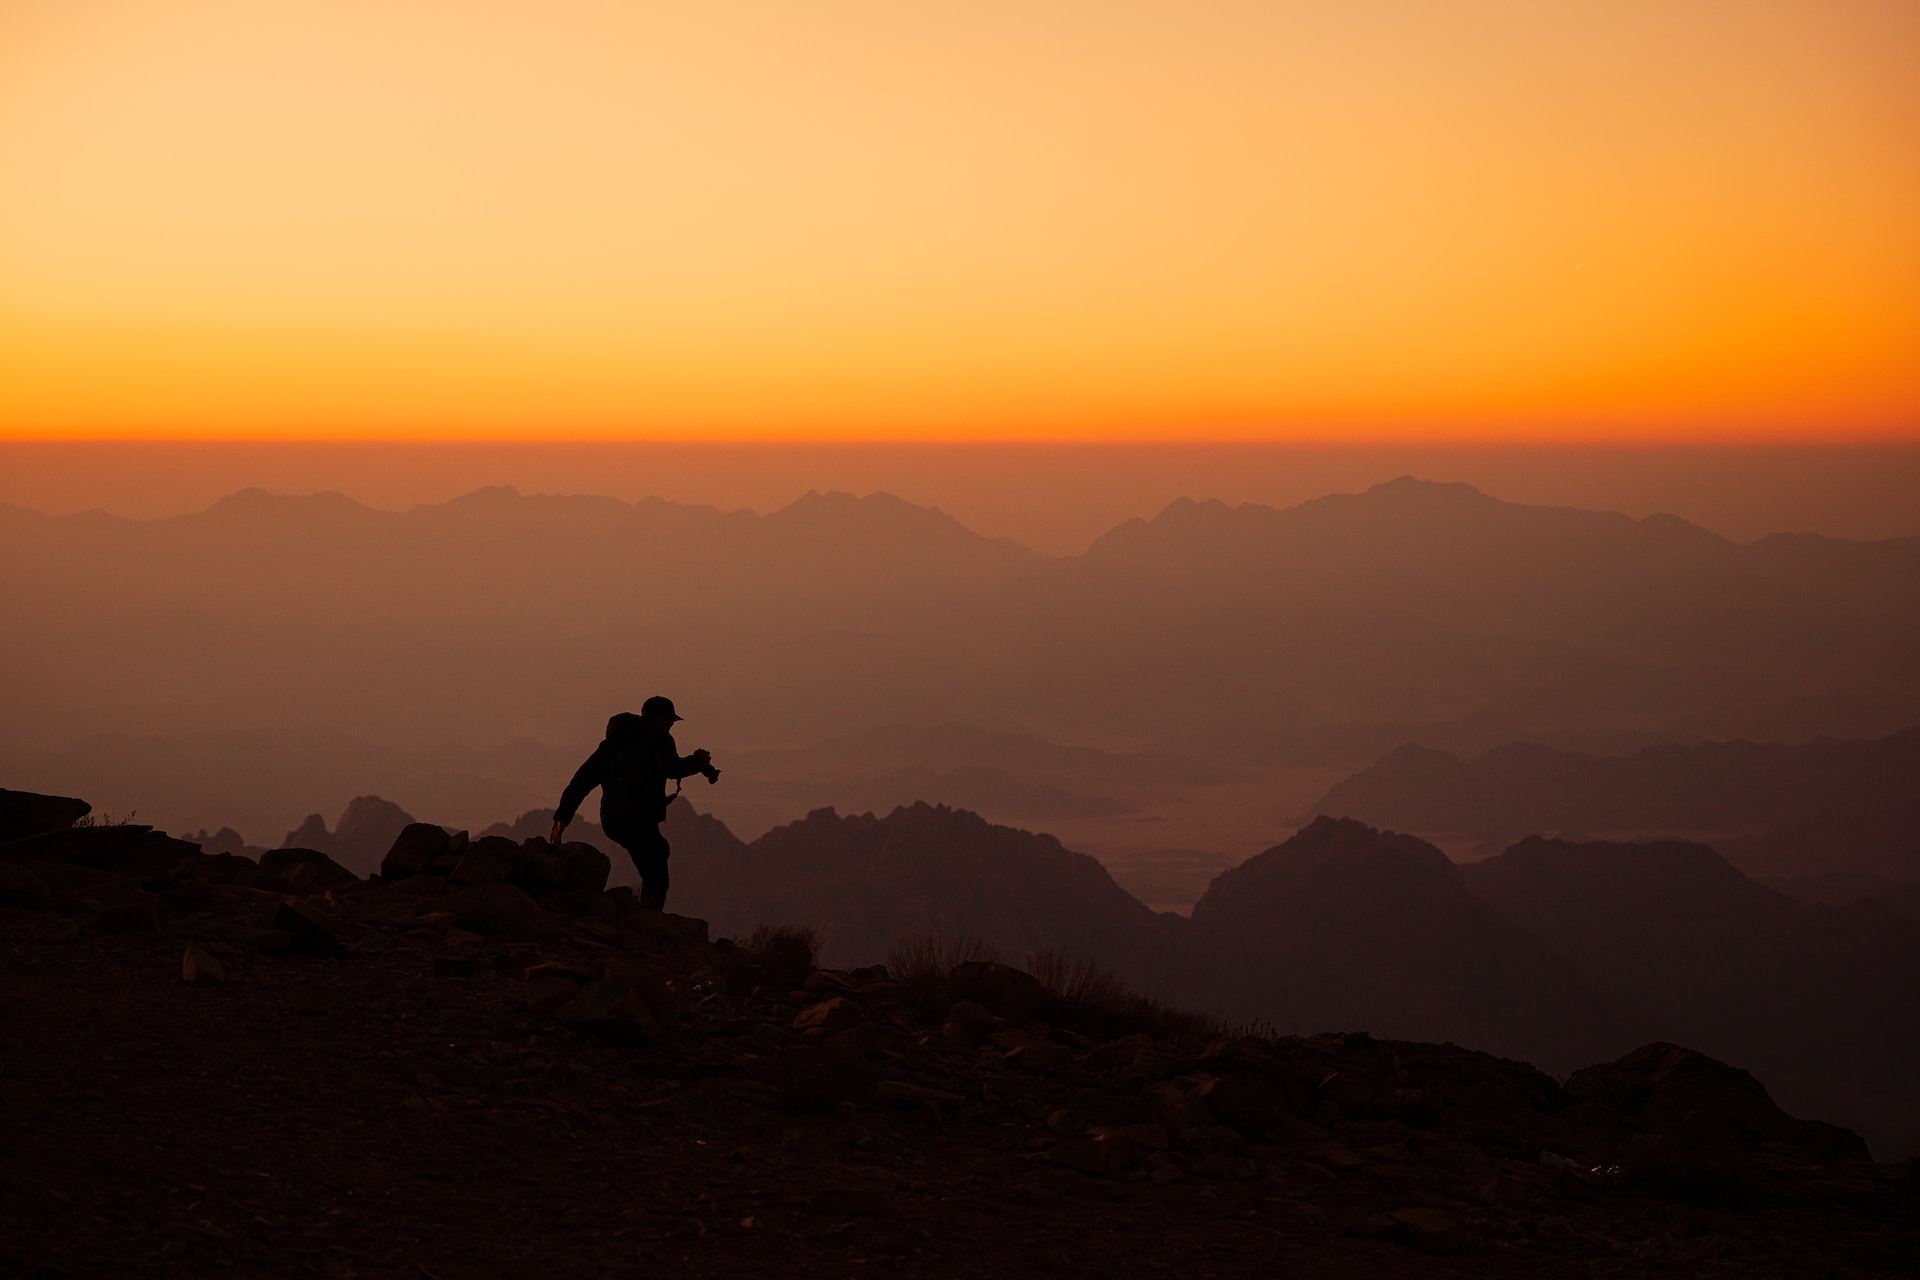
[3,812,1918,1278]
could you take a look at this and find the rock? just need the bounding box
[448,843,514,886]
[433,956,475,978]
[871,1081,966,1109]
[1192,1072,1292,1136]
[1118,1122,1170,1150]
[193,853,265,886]
[0,864,52,909]
[252,929,293,954]
[525,963,583,1017]
[946,962,1049,1024]
[258,900,345,957]
[1046,1134,1133,1177]
[943,1000,996,1045]
[0,788,91,841]
[1002,1042,1069,1073]
[793,996,865,1036]
[14,825,202,886]
[94,902,160,934]
[627,970,678,1025]
[380,823,453,881]
[1085,1037,1148,1069]
[1392,1207,1468,1253]
[181,946,225,983]
[511,838,612,894]
[258,848,358,891]
[1566,1043,1821,1150]
[1139,1083,1193,1134]
[390,873,450,897]
[603,885,639,918]
[448,881,546,939]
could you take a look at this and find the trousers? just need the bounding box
[619,825,671,911]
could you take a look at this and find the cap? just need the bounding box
[640,695,682,722]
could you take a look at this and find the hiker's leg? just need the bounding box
[636,827,670,911]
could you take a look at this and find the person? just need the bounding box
[549,696,718,911]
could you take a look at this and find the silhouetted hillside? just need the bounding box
[1764,872,1920,923]
[1461,836,1920,1147]
[1187,817,1644,1072]
[663,801,1201,1004]
[1309,728,1920,878]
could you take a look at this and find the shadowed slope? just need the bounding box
[665,801,1200,1005]
[1462,836,1920,1150]
[1189,817,1645,1072]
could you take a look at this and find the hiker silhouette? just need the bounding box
[551,696,719,911]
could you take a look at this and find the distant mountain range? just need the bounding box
[1306,727,1920,879]
[6,478,1916,766]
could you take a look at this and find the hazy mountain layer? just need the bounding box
[6,479,1916,768]
[1308,728,1920,878]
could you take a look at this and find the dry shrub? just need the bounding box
[1025,947,1212,1040]
[885,933,1000,994]
[743,923,820,978]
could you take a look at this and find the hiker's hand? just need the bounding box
[549,818,566,844]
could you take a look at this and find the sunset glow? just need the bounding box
[3,1,1917,441]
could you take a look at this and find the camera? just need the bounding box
[698,762,721,785]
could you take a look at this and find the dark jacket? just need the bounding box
[555,713,704,842]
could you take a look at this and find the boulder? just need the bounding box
[259,900,346,957]
[0,864,52,909]
[946,962,1050,1024]
[448,881,547,938]
[3,825,200,885]
[1391,1207,1469,1254]
[525,963,583,1017]
[793,996,865,1037]
[943,1000,996,1045]
[0,789,91,842]
[380,824,453,881]
[449,841,515,886]
[181,946,225,983]
[1567,1043,1814,1150]
[1192,1071,1296,1136]
[512,838,612,894]
[258,848,358,891]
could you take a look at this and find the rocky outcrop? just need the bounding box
[0,788,92,842]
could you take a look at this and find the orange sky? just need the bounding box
[3,1,1917,442]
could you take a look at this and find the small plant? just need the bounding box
[73,808,136,829]
[742,923,820,978]
[1025,947,1212,1040]
[884,933,1000,995]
